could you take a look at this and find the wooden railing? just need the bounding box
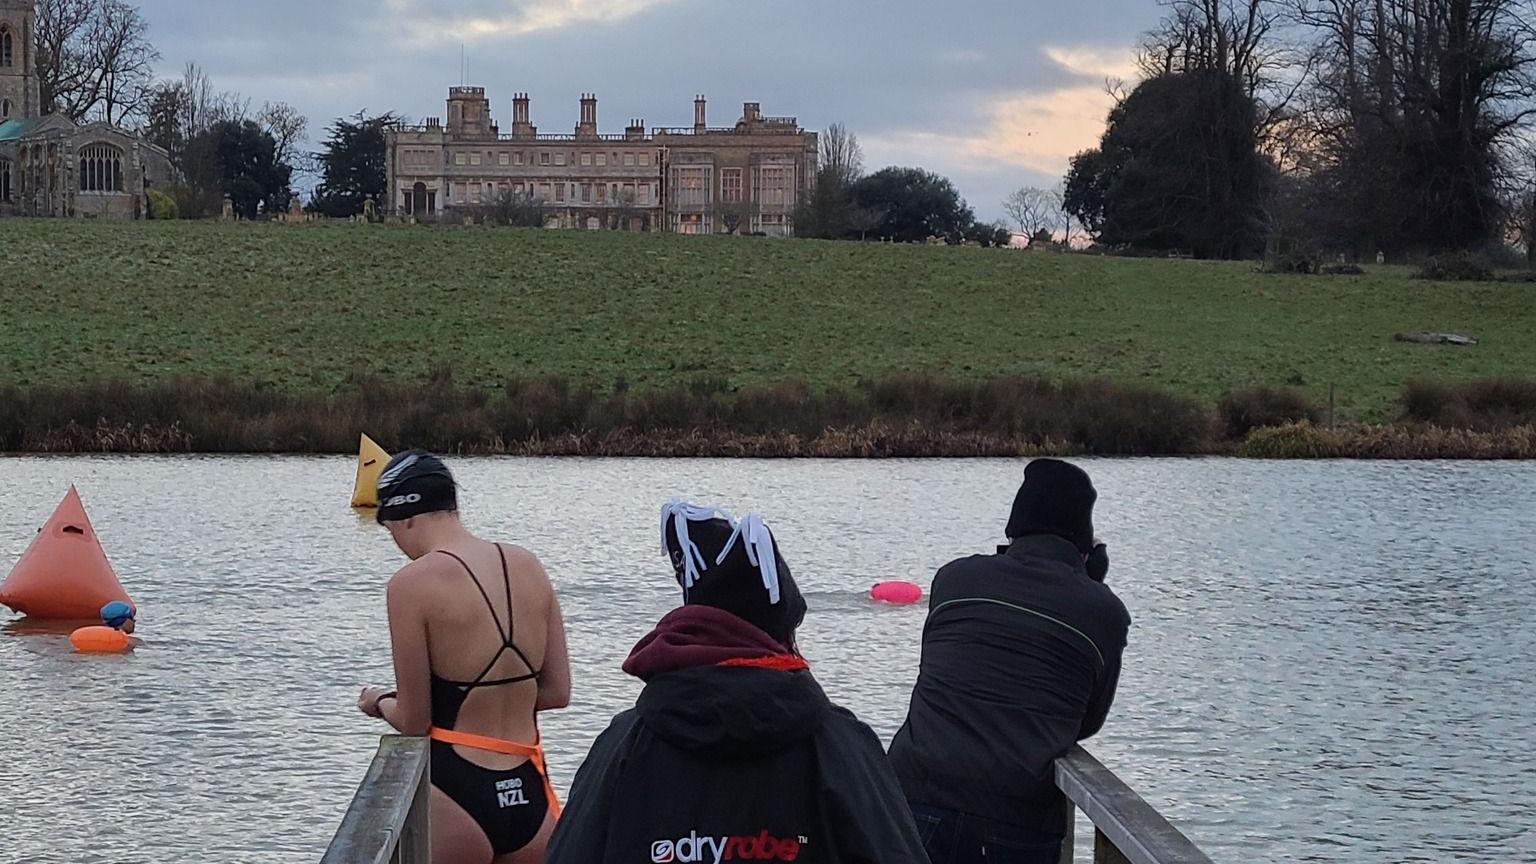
[321,736,430,864]
[1056,746,1214,864]
[319,738,1211,864]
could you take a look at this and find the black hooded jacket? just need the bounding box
[547,664,928,864]
[887,534,1131,832]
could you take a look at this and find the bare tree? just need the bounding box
[35,0,158,123]
[259,101,308,174]
[820,123,864,189]
[1003,186,1057,239]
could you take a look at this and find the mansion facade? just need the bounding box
[0,0,174,220]
[385,88,818,235]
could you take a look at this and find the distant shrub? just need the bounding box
[1413,253,1494,282]
[1238,421,1536,459]
[1401,378,1536,431]
[146,188,178,220]
[1261,251,1317,274]
[1217,387,1320,439]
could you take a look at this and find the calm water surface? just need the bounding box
[1,457,1532,863]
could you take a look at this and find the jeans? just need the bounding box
[910,804,1064,864]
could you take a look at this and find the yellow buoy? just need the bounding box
[350,434,391,508]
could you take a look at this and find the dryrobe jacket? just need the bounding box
[547,606,928,864]
[887,533,1131,832]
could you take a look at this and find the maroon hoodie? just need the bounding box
[623,605,805,681]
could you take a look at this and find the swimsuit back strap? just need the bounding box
[437,549,510,644]
[429,727,563,818]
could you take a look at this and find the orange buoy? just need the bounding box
[870,581,923,605]
[0,486,135,620]
[69,625,131,653]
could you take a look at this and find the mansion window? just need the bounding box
[639,153,651,167]
[554,152,567,166]
[514,152,525,165]
[555,183,565,202]
[624,153,635,167]
[455,153,466,165]
[673,167,708,207]
[754,167,790,207]
[581,153,592,166]
[721,168,743,203]
[596,183,606,203]
[580,183,591,203]
[469,152,482,166]
[0,27,12,68]
[498,152,510,166]
[677,213,706,235]
[1,157,11,202]
[637,184,651,204]
[595,153,607,167]
[540,152,551,166]
[1,98,10,120]
[79,144,124,193]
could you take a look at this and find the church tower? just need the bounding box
[0,0,40,121]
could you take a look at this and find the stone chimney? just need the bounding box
[511,92,536,138]
[626,118,646,141]
[743,102,761,123]
[577,93,598,138]
[693,95,707,132]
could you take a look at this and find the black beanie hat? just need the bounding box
[660,501,807,647]
[1004,459,1097,553]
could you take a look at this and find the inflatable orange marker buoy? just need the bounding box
[351,434,391,508]
[0,486,135,620]
[70,625,131,653]
[870,581,923,605]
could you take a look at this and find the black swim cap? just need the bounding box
[376,450,458,524]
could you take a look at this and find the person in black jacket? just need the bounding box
[547,500,929,864]
[888,459,1131,864]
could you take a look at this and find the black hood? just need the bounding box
[636,666,831,760]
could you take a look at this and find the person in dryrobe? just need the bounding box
[887,458,1131,864]
[546,500,928,864]
[358,450,572,864]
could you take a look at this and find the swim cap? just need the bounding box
[100,600,135,629]
[376,450,458,524]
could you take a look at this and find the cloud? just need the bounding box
[861,43,1134,211]
[379,0,686,43]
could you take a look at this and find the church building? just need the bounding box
[0,0,175,219]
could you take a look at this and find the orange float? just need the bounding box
[0,486,135,620]
[69,625,131,653]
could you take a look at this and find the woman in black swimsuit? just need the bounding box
[359,451,571,864]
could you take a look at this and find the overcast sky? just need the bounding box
[132,0,1158,222]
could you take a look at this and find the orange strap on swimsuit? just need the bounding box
[429,727,563,818]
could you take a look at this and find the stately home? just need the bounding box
[0,0,174,219]
[386,87,818,235]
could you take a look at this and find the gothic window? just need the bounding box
[79,143,125,193]
[1,27,12,68]
[1,157,11,202]
[1,99,11,120]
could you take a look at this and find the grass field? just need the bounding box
[2,219,1532,421]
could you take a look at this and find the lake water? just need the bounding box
[1,456,1532,863]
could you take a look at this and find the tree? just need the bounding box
[850,167,977,243]
[312,112,397,218]
[1063,71,1271,258]
[184,119,292,219]
[820,123,863,191]
[34,0,158,123]
[1003,186,1057,239]
[466,189,548,227]
[258,102,308,177]
[794,122,867,239]
[1288,0,1536,254]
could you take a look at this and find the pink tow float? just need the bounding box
[869,581,923,605]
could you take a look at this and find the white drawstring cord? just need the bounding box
[717,513,781,604]
[659,498,732,596]
[660,499,782,605]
